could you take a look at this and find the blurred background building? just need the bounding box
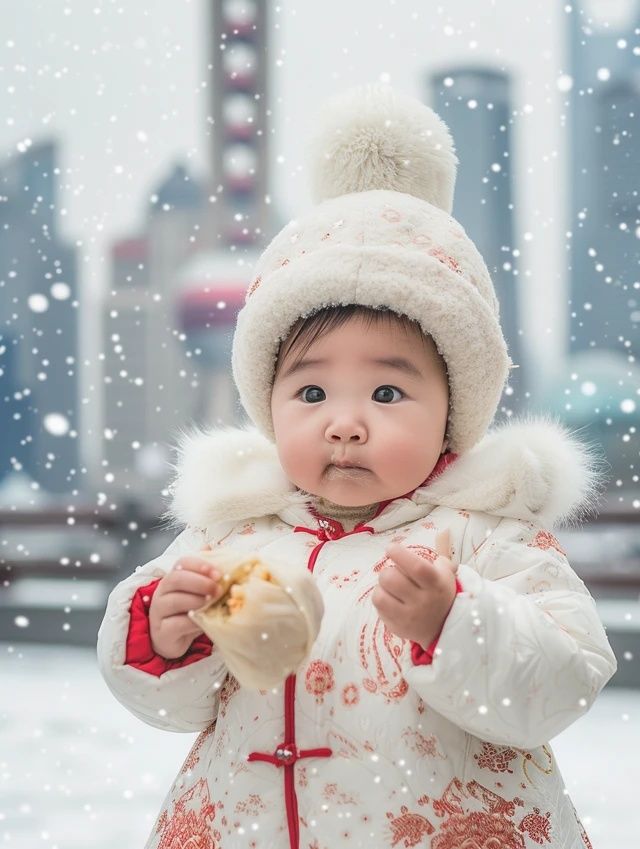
[431,67,524,412]
[1,3,639,846]
[0,0,638,669]
[0,140,80,495]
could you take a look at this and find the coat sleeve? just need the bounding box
[96,526,229,733]
[400,516,618,749]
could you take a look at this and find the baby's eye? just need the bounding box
[296,386,404,403]
[298,386,325,403]
[373,386,404,403]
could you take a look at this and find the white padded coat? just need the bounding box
[97,417,617,849]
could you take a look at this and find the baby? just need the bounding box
[98,84,616,849]
[270,304,461,655]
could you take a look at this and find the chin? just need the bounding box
[321,484,382,507]
[331,494,375,507]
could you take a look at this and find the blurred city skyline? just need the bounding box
[1,0,638,497]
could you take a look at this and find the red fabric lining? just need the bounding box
[125,578,213,677]
[410,577,464,666]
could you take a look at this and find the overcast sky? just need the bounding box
[1,0,606,470]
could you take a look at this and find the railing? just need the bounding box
[0,502,172,646]
[3,503,637,583]
[1,503,639,687]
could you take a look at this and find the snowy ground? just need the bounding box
[1,642,638,849]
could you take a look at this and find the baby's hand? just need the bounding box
[149,545,225,659]
[372,529,458,649]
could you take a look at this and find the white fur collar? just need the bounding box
[164,415,608,533]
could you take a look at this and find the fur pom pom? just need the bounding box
[307,83,458,213]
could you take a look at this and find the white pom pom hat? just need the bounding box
[231,83,514,455]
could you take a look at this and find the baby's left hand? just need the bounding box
[372,529,459,650]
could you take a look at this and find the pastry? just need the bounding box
[188,547,324,690]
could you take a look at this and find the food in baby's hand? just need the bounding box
[188,547,324,689]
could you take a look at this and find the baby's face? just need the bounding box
[270,315,450,507]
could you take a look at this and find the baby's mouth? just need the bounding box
[326,463,370,477]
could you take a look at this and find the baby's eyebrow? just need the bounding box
[280,356,423,381]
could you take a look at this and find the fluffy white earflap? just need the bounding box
[307,83,459,213]
[161,424,307,534]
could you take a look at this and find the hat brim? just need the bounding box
[232,244,511,455]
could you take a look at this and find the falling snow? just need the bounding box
[0,2,638,847]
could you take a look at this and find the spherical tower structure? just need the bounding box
[175,251,256,429]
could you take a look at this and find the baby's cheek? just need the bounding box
[381,441,433,473]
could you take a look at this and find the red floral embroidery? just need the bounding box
[431,778,467,818]
[213,725,230,759]
[246,275,261,300]
[359,615,409,703]
[219,674,240,718]
[578,819,593,849]
[401,727,444,759]
[327,729,359,757]
[180,720,217,774]
[465,780,524,817]
[304,659,335,704]
[431,810,526,849]
[322,782,359,805]
[428,247,464,276]
[519,808,552,844]
[428,778,550,849]
[381,207,402,222]
[341,682,360,706]
[234,793,267,816]
[330,569,361,589]
[155,778,220,849]
[527,530,566,557]
[473,742,518,774]
[385,805,435,846]
[357,545,437,602]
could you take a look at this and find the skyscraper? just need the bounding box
[102,163,205,499]
[566,0,639,356]
[206,0,284,248]
[0,139,79,493]
[430,68,524,414]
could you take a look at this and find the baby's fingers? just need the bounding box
[174,554,221,577]
[154,614,203,657]
[153,590,217,618]
[163,565,221,597]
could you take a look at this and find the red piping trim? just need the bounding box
[247,453,459,848]
[410,577,464,665]
[124,579,213,676]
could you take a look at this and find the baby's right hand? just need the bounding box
[149,548,224,660]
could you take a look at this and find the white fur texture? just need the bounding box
[232,86,508,454]
[164,416,609,534]
[307,83,459,214]
[232,189,509,455]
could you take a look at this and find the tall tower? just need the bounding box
[207,0,280,249]
[167,0,282,437]
[101,162,205,500]
[567,0,640,357]
[0,140,79,494]
[430,68,524,414]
